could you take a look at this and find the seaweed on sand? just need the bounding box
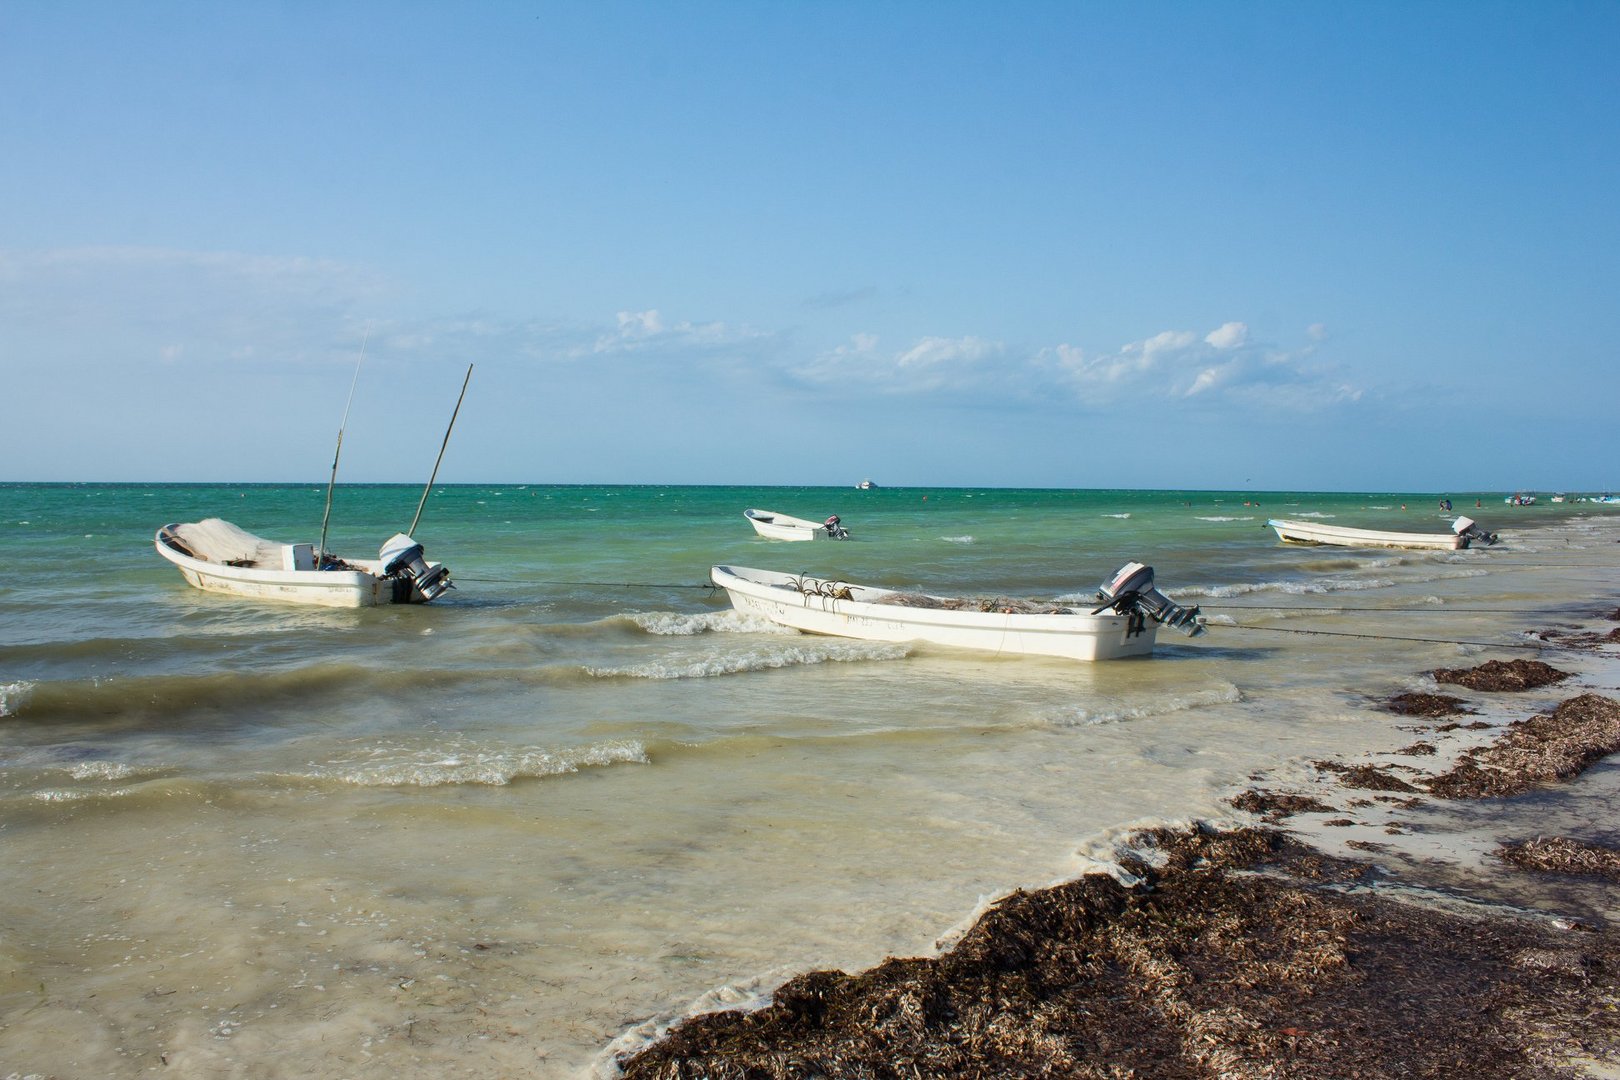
[1427,694,1620,799]
[1499,836,1620,883]
[1386,691,1474,717]
[616,826,1620,1080]
[1432,659,1572,692]
[1227,789,1335,821]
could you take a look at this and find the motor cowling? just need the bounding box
[1451,516,1499,547]
[823,515,850,540]
[379,533,454,601]
[1094,561,1205,637]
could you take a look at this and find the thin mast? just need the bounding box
[408,363,473,536]
[318,329,369,564]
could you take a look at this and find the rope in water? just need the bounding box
[454,576,717,589]
[1217,622,1587,652]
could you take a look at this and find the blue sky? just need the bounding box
[2,1,1616,491]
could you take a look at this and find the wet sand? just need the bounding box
[615,614,1620,1078]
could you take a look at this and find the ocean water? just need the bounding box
[2,482,1616,1077]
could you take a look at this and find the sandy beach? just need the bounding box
[614,601,1620,1076]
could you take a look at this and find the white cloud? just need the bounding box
[1204,321,1249,349]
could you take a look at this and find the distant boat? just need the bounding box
[1505,493,1537,506]
[744,508,851,541]
[856,479,877,490]
[1267,516,1498,551]
[156,519,452,607]
[709,562,1204,662]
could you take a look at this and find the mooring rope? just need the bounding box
[1218,622,1587,652]
[453,576,717,589]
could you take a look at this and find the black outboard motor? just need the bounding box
[379,533,454,601]
[823,515,850,540]
[1451,516,1498,547]
[1094,562,1205,637]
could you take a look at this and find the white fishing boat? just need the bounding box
[744,508,851,541]
[709,562,1204,661]
[1267,516,1498,551]
[156,519,452,608]
[155,363,472,608]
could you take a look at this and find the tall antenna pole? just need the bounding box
[318,328,369,564]
[408,363,473,536]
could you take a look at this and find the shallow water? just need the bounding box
[2,483,1615,1077]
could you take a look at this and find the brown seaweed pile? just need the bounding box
[1386,691,1474,717]
[1227,789,1335,821]
[1432,659,1572,692]
[1427,694,1620,799]
[1499,836,1620,883]
[617,826,1620,1079]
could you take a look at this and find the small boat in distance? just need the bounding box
[156,519,452,607]
[856,479,877,489]
[1267,516,1498,551]
[709,562,1204,661]
[744,508,851,541]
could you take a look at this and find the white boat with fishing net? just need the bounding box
[744,508,851,541]
[709,562,1204,661]
[1267,516,1498,551]
[155,364,471,608]
[156,519,452,607]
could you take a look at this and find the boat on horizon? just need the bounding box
[709,562,1204,661]
[744,508,851,541]
[1267,516,1498,551]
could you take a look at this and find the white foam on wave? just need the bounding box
[1195,516,1254,522]
[1039,683,1244,727]
[588,639,908,680]
[940,535,975,544]
[0,681,34,717]
[1180,577,1395,598]
[630,610,799,637]
[1103,513,1131,519]
[68,760,139,781]
[34,787,138,802]
[321,739,648,787]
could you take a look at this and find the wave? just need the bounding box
[1180,577,1396,599]
[622,610,798,637]
[1195,516,1255,523]
[1103,513,1131,519]
[1038,682,1244,727]
[586,639,909,680]
[295,738,648,787]
[0,680,33,717]
[939,535,975,544]
[1,661,596,725]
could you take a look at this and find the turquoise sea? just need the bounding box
[3,481,1617,1077]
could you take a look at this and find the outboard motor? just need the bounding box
[823,515,850,540]
[1451,516,1499,547]
[379,533,454,601]
[1094,562,1205,637]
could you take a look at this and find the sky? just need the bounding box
[2,1,1617,492]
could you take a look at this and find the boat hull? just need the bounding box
[1267,519,1465,551]
[710,565,1157,661]
[155,528,436,607]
